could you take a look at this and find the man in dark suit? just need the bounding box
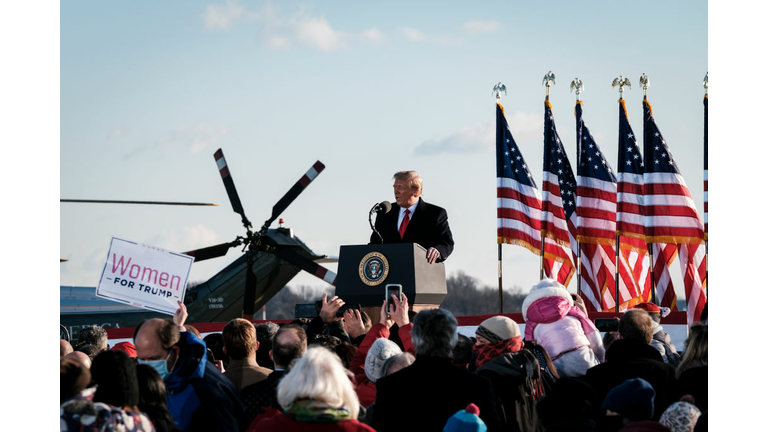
[370,170,454,263]
[239,324,307,427]
[371,308,502,432]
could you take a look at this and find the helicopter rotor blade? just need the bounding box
[183,240,240,262]
[261,161,325,232]
[272,248,337,286]
[214,149,252,229]
[61,199,218,206]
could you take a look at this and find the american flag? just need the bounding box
[654,243,679,310]
[642,98,707,324]
[616,99,652,303]
[576,101,644,311]
[539,100,588,303]
[496,103,541,252]
[496,103,574,285]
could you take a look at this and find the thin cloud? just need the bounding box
[202,0,258,30]
[398,27,460,45]
[296,16,348,51]
[253,3,348,51]
[400,27,428,42]
[460,20,501,34]
[414,111,541,156]
[414,119,494,155]
[124,123,228,160]
[360,28,385,44]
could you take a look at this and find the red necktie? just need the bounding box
[399,209,410,239]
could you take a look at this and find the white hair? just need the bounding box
[276,346,360,419]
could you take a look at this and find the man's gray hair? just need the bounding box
[410,308,458,358]
[78,325,109,352]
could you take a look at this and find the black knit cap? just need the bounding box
[91,349,140,408]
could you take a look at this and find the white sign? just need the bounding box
[96,237,194,316]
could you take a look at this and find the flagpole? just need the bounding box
[703,72,709,298]
[649,242,657,304]
[640,74,658,305]
[495,85,505,314]
[611,76,630,312]
[542,72,556,284]
[498,244,503,314]
[569,76,585,299]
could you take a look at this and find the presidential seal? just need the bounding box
[359,252,389,286]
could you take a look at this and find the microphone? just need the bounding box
[369,201,391,244]
[373,201,391,214]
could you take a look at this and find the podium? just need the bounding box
[334,243,447,314]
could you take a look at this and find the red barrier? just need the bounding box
[105,311,688,339]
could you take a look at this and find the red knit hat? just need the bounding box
[111,341,137,358]
[633,302,661,314]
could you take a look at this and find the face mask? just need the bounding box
[138,351,174,381]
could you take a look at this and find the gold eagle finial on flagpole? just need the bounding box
[542,71,556,99]
[493,82,507,102]
[570,77,584,101]
[639,73,650,98]
[611,76,631,100]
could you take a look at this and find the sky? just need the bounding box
[57,0,709,304]
[1,1,765,427]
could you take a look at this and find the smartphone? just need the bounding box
[595,318,619,333]
[386,284,403,313]
[336,303,361,318]
[295,303,318,319]
[206,348,216,363]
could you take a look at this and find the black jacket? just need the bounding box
[240,369,285,427]
[369,197,454,262]
[372,355,502,432]
[583,339,677,420]
[476,350,542,432]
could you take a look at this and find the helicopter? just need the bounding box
[60,148,337,343]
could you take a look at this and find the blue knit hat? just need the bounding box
[443,404,487,432]
[602,378,656,421]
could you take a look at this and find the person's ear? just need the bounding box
[269,350,273,362]
[222,345,227,355]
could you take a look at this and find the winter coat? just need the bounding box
[583,339,677,421]
[249,410,376,432]
[165,331,244,432]
[650,323,680,367]
[522,286,604,377]
[373,355,503,432]
[476,349,543,432]
[348,322,415,408]
[61,396,156,432]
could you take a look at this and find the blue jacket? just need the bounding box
[165,331,244,431]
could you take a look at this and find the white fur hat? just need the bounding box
[365,338,402,383]
[522,278,573,322]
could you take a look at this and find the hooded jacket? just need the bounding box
[165,331,244,432]
[522,285,604,377]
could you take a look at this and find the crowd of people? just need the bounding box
[60,279,708,432]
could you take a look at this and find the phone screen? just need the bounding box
[386,284,402,312]
[295,303,318,319]
[594,318,619,333]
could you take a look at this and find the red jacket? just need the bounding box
[349,322,415,407]
[248,410,376,432]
